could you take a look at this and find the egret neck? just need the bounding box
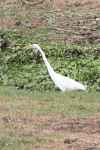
[35,45,55,75]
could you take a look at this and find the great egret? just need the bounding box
[23,44,86,91]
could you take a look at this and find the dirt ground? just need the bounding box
[2,114,100,149]
[1,0,100,46]
[0,0,100,149]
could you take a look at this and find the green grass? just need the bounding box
[0,86,100,117]
[0,86,100,149]
[0,137,30,150]
[0,1,100,148]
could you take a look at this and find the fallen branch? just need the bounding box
[78,35,100,40]
[22,0,45,5]
[74,26,96,31]
[49,27,92,35]
[49,27,81,35]
[91,141,100,147]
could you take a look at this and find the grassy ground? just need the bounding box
[0,0,100,149]
[0,86,100,118]
[0,86,100,149]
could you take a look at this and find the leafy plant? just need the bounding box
[0,28,100,91]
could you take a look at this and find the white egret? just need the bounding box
[23,44,86,91]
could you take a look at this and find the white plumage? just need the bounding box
[23,44,86,91]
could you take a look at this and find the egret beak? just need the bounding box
[23,45,34,49]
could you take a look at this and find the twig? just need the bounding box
[49,27,92,35]
[49,27,81,35]
[74,26,96,31]
[22,0,45,5]
[78,35,100,40]
[95,141,100,146]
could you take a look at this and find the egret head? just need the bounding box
[23,44,40,50]
[33,44,41,50]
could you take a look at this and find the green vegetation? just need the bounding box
[0,28,100,91]
[0,1,100,149]
[0,86,100,149]
[0,86,100,117]
[0,137,30,150]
